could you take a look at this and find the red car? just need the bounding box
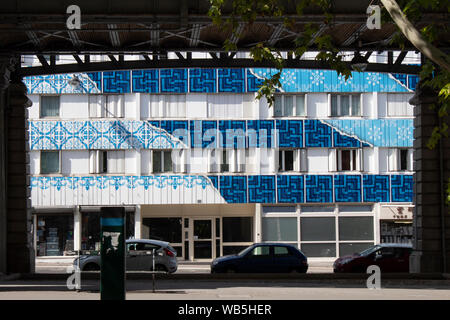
[333,243,412,273]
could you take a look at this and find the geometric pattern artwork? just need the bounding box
[251,68,412,93]
[103,71,131,93]
[190,120,218,148]
[190,69,216,92]
[363,175,390,202]
[208,175,219,189]
[219,120,246,148]
[323,119,414,147]
[29,120,184,150]
[334,175,362,202]
[247,69,265,92]
[218,69,245,92]
[277,175,304,203]
[276,120,303,148]
[390,175,413,202]
[248,175,276,203]
[219,175,247,203]
[305,175,333,203]
[304,120,332,147]
[132,70,159,93]
[246,120,274,148]
[25,68,412,95]
[160,69,188,92]
[392,73,419,91]
[333,130,361,148]
[30,119,414,150]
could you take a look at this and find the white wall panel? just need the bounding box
[30,151,40,174]
[60,95,89,119]
[186,94,207,118]
[61,151,89,175]
[307,148,329,173]
[28,95,40,119]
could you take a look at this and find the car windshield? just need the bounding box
[359,245,382,257]
[237,246,253,256]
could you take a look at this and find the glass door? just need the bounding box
[193,219,213,260]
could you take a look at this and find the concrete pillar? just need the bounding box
[255,203,262,242]
[134,205,141,239]
[409,83,450,273]
[74,206,81,251]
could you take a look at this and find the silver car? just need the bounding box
[73,239,178,273]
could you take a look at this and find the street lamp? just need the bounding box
[68,75,81,89]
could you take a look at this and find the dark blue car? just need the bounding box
[210,243,308,273]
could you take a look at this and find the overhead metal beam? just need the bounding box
[229,23,245,45]
[150,24,160,47]
[341,24,367,47]
[189,24,202,47]
[108,24,121,47]
[395,51,408,65]
[308,24,328,46]
[23,24,40,47]
[68,30,82,48]
[268,24,285,47]
[36,55,49,67]
[18,57,421,77]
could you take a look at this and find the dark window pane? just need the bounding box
[215,218,220,238]
[248,246,270,257]
[301,243,336,257]
[184,218,189,228]
[81,212,101,252]
[339,243,373,257]
[300,217,335,241]
[340,150,350,171]
[194,220,212,239]
[164,150,172,172]
[222,217,253,242]
[274,246,291,256]
[341,95,350,116]
[40,96,60,117]
[262,217,297,241]
[400,149,408,170]
[153,151,162,173]
[36,214,74,256]
[223,245,249,256]
[339,217,374,241]
[284,150,294,171]
[142,218,182,243]
[216,239,220,258]
[184,241,189,260]
[194,241,212,259]
[40,151,59,174]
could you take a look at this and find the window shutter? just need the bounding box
[89,151,96,173]
[294,149,301,172]
[407,149,414,171]
[300,149,308,172]
[328,149,337,172]
[388,148,398,171]
[356,149,362,171]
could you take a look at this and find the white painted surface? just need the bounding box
[307,148,330,173]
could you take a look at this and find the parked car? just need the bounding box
[73,239,178,273]
[211,243,308,273]
[333,243,412,273]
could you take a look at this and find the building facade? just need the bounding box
[26,55,417,262]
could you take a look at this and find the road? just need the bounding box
[1,279,450,300]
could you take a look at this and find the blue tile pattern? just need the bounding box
[334,175,362,202]
[276,120,303,148]
[160,120,189,144]
[160,69,187,92]
[391,175,413,202]
[305,120,332,147]
[219,120,246,148]
[208,175,219,189]
[247,120,274,148]
[87,72,102,91]
[103,71,131,93]
[306,175,333,203]
[218,69,245,92]
[363,175,390,202]
[219,176,247,203]
[132,70,159,93]
[190,120,217,148]
[247,69,265,92]
[277,175,304,203]
[189,69,216,92]
[333,130,361,148]
[248,175,276,203]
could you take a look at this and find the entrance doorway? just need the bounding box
[192,219,214,260]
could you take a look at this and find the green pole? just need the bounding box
[100,207,126,300]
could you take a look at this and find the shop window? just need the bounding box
[142,218,182,244]
[36,215,74,256]
[300,217,336,241]
[380,221,413,244]
[40,95,60,118]
[152,150,173,173]
[222,217,253,242]
[330,94,361,117]
[301,243,336,257]
[262,217,297,242]
[89,150,125,174]
[388,148,413,171]
[339,205,373,213]
[274,94,306,117]
[339,217,374,241]
[40,151,60,174]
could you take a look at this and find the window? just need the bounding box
[40,96,60,118]
[278,149,306,172]
[208,149,245,173]
[300,217,336,241]
[147,94,186,118]
[329,149,361,172]
[142,218,182,244]
[89,94,124,118]
[152,150,173,173]
[387,93,413,117]
[330,94,361,117]
[274,95,306,117]
[89,150,125,174]
[274,246,291,256]
[36,214,73,256]
[339,217,374,241]
[222,217,253,242]
[248,246,271,257]
[262,217,297,241]
[221,149,229,173]
[40,151,60,174]
[388,148,413,171]
[207,94,251,118]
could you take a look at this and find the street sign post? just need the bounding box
[100,207,126,300]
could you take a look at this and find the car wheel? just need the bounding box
[83,263,100,271]
[155,264,168,272]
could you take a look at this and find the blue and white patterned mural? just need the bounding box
[29,119,413,150]
[31,174,414,204]
[24,68,414,94]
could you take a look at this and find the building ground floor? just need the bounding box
[32,203,413,263]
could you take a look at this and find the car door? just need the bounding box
[394,248,410,272]
[239,245,273,273]
[373,247,396,272]
[126,242,141,271]
[273,246,297,272]
[135,242,161,271]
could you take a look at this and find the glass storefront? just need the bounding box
[36,214,74,256]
